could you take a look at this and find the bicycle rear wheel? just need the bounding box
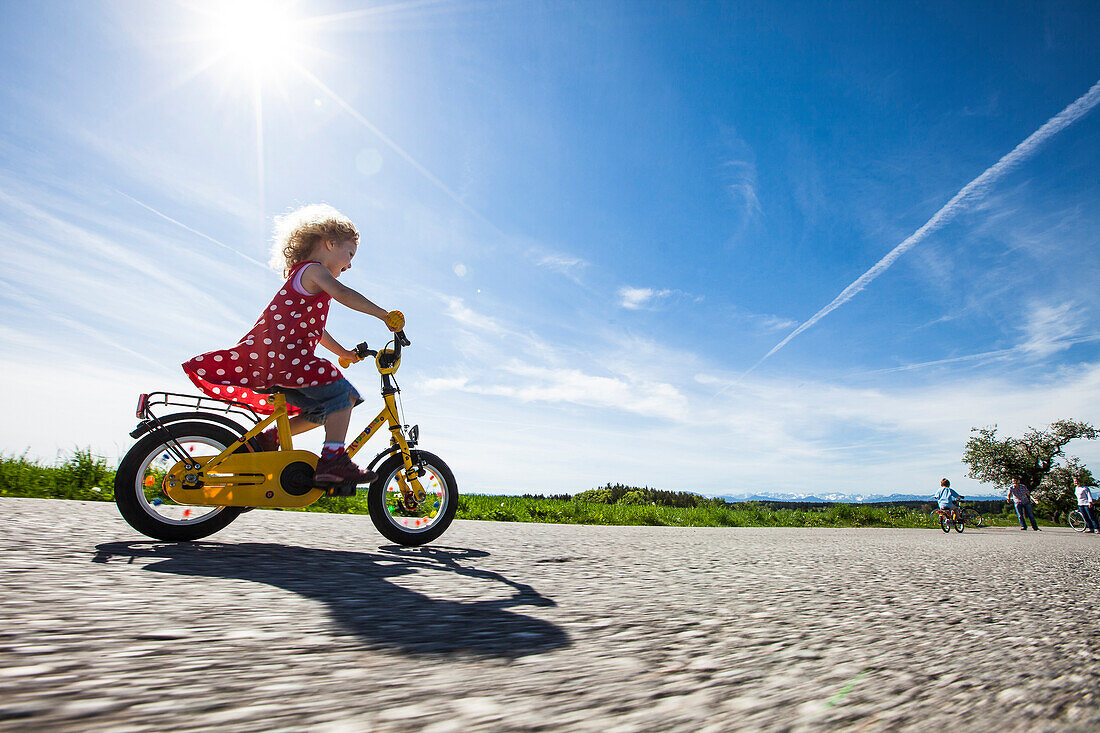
[114,421,245,541]
[1069,510,1087,532]
[940,516,951,533]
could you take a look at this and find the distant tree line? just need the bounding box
[526,485,1010,514]
[522,420,1098,521]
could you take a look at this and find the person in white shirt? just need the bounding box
[1074,477,1098,533]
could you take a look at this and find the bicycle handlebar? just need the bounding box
[338,331,411,369]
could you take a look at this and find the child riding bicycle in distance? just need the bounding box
[182,204,400,486]
[935,478,962,521]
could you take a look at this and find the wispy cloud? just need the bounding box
[440,295,509,335]
[617,286,702,310]
[717,125,762,232]
[722,306,798,333]
[722,159,761,220]
[618,286,673,310]
[428,362,688,422]
[1019,302,1086,357]
[70,126,261,226]
[422,318,1100,492]
[746,78,1100,376]
[533,251,588,283]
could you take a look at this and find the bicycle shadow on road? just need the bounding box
[93,541,569,659]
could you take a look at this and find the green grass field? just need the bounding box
[1,450,1026,529]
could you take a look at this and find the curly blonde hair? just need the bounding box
[269,204,359,276]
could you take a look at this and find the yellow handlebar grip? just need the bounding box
[385,310,405,332]
[339,354,359,369]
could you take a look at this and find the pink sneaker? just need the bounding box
[314,447,375,487]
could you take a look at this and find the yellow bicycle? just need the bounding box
[114,327,457,546]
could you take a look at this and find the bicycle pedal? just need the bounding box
[322,482,358,498]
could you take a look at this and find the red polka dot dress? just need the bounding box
[183,261,343,414]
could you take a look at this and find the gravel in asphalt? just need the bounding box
[1,497,1099,732]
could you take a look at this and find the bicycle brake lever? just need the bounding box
[340,342,377,368]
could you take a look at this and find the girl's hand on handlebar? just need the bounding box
[338,348,361,369]
[385,310,405,332]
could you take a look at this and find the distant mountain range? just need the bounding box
[712,492,1007,504]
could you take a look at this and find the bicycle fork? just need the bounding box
[346,391,426,505]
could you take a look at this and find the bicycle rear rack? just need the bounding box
[138,391,261,424]
[134,392,262,470]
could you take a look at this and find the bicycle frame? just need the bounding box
[164,337,426,507]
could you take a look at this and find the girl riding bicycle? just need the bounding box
[182,204,399,486]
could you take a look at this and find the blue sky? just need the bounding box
[2,0,1099,496]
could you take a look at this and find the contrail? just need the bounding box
[117,190,269,270]
[850,333,1100,376]
[293,63,508,240]
[742,78,1100,379]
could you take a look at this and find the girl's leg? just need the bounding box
[257,414,320,451]
[289,415,321,435]
[323,406,353,445]
[314,404,371,486]
[1084,507,1099,532]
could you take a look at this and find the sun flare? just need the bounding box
[199,0,303,82]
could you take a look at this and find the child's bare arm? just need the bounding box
[320,330,355,361]
[302,264,389,322]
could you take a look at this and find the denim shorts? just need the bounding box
[280,377,363,424]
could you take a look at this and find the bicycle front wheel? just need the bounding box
[1069,510,1087,532]
[960,507,982,528]
[367,450,458,546]
[953,516,965,533]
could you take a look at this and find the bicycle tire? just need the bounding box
[367,450,458,546]
[940,516,951,533]
[960,507,982,528]
[115,421,245,541]
[1068,510,1087,532]
[953,516,965,533]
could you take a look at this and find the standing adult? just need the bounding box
[1007,477,1041,531]
[1074,477,1098,534]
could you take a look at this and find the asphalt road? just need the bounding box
[2,497,1099,732]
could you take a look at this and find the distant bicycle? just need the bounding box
[932,506,964,533]
[930,500,981,533]
[1068,508,1092,532]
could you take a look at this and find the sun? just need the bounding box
[197,0,304,82]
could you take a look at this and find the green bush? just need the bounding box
[0,449,114,502]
